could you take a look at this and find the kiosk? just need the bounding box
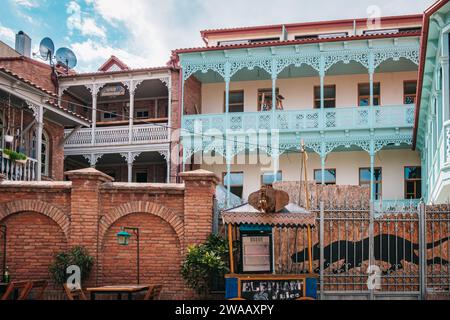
[223,187,318,300]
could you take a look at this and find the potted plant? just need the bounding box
[16,153,28,165]
[49,246,94,287]
[1,149,28,163]
[2,148,12,160]
[181,234,229,298]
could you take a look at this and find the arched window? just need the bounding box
[32,130,50,176]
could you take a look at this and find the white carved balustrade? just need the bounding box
[0,150,38,181]
[64,123,169,147]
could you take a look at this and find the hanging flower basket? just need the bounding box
[1,151,10,160]
[4,135,13,143]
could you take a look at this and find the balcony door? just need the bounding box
[314,85,336,108]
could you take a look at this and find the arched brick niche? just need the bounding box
[101,213,187,299]
[1,211,68,294]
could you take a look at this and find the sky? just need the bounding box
[0,0,436,72]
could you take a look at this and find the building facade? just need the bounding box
[59,56,179,183]
[0,54,90,182]
[175,15,424,207]
[416,0,450,204]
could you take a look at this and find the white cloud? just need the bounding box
[71,39,149,72]
[83,0,434,69]
[10,0,39,8]
[0,25,15,46]
[67,1,106,39]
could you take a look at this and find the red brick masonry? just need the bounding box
[0,168,218,299]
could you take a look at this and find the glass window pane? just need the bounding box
[262,172,282,185]
[230,91,244,104]
[405,167,421,179]
[224,172,244,186]
[404,81,417,95]
[314,169,336,184]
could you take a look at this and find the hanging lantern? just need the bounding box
[116,229,131,246]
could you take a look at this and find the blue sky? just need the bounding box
[0,0,436,72]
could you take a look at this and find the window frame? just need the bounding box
[223,90,245,113]
[260,171,283,185]
[257,88,279,111]
[313,85,336,109]
[359,167,383,200]
[403,80,417,105]
[222,171,244,199]
[358,82,381,106]
[404,166,422,199]
[313,168,337,185]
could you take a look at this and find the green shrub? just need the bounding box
[181,234,229,296]
[49,246,94,285]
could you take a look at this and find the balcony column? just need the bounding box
[89,84,99,146]
[319,56,325,110]
[26,102,43,181]
[128,80,136,144]
[224,63,232,208]
[121,152,141,183]
[440,56,450,121]
[181,71,186,173]
[271,60,279,183]
[320,141,326,185]
[369,52,375,107]
[369,138,376,202]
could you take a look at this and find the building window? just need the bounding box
[258,88,279,111]
[102,110,118,121]
[32,130,49,176]
[223,171,244,199]
[135,170,148,183]
[224,90,244,113]
[314,169,337,185]
[358,83,380,106]
[404,81,417,104]
[135,109,150,119]
[359,168,382,200]
[405,167,422,199]
[261,171,282,185]
[314,85,336,108]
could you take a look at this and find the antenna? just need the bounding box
[55,47,77,70]
[39,37,55,62]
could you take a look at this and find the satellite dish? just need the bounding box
[39,37,55,61]
[55,47,77,69]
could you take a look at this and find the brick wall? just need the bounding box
[0,57,56,93]
[0,168,218,299]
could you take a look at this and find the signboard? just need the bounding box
[241,279,305,300]
[242,236,271,273]
[100,85,126,97]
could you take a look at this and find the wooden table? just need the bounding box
[86,285,150,300]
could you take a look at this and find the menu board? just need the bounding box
[242,236,271,272]
[241,279,305,300]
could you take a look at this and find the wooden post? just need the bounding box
[307,225,313,274]
[228,224,234,274]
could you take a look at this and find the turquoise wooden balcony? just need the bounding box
[183,105,415,134]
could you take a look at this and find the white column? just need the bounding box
[166,149,171,183]
[441,57,449,121]
[36,105,44,181]
[91,84,98,146]
[129,80,135,144]
[320,74,325,109]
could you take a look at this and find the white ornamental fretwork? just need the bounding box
[446,127,450,162]
[120,152,142,164]
[84,83,106,96]
[83,154,104,167]
[26,101,40,118]
[123,80,144,95]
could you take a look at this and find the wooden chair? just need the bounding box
[27,280,48,300]
[63,283,87,301]
[143,285,163,300]
[1,281,33,300]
